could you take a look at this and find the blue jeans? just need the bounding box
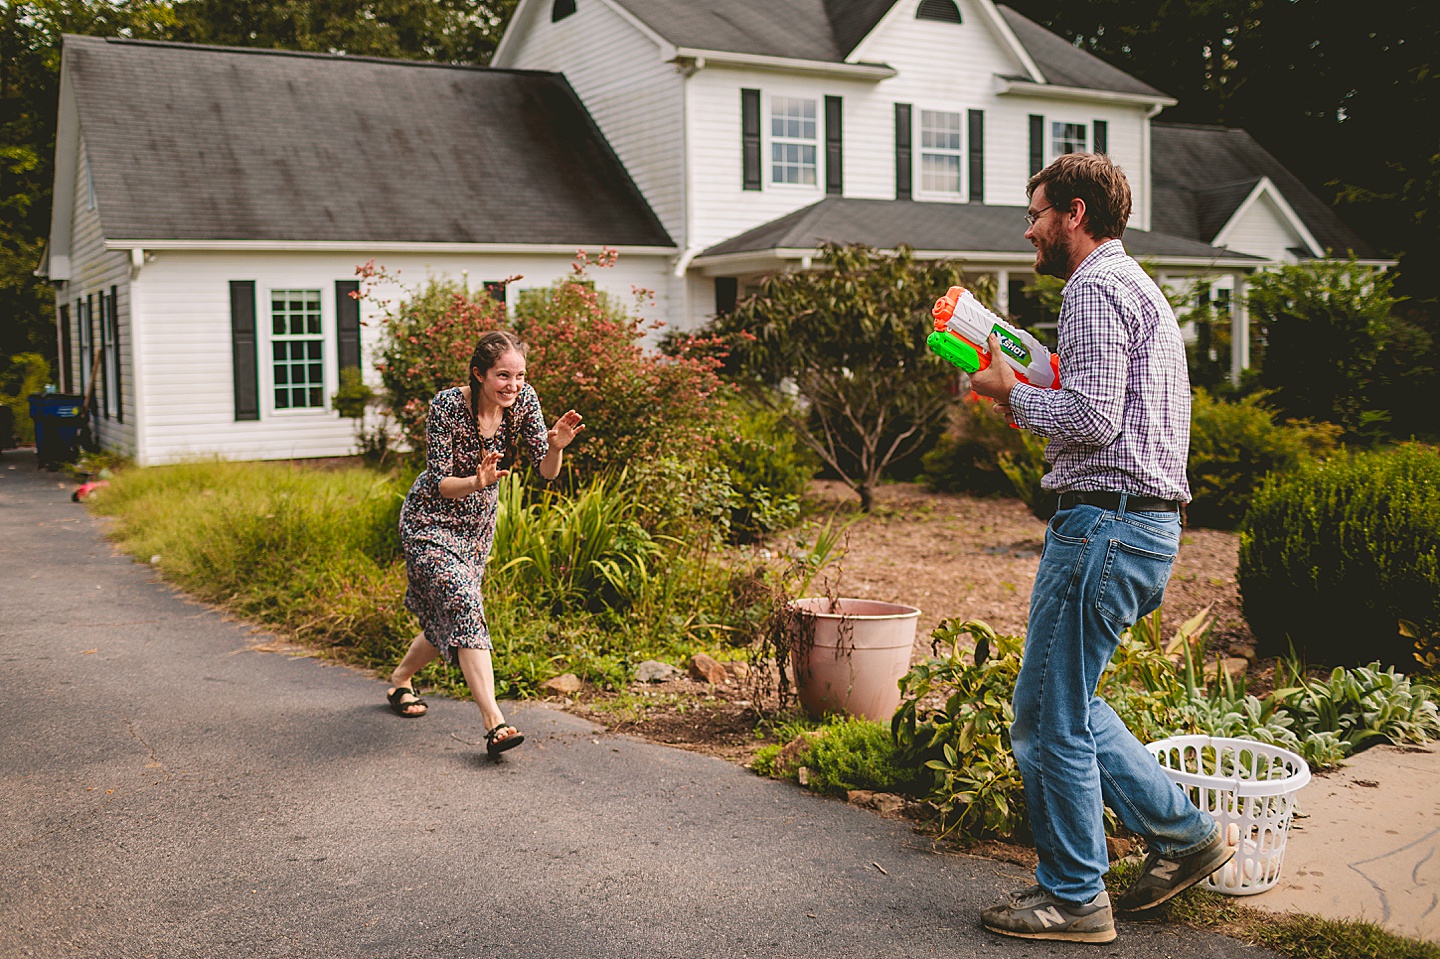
[1011,500,1218,903]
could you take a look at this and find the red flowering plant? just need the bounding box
[361,260,511,458]
[513,249,731,479]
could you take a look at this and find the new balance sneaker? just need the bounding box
[981,884,1117,943]
[1114,831,1236,914]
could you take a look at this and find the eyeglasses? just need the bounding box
[1024,205,1054,227]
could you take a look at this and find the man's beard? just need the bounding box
[1033,237,1069,279]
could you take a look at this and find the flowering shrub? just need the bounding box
[513,250,730,477]
[363,261,508,456]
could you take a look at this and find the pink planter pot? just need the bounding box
[790,597,921,722]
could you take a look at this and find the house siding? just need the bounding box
[63,134,135,457]
[1219,193,1308,263]
[127,249,672,466]
[500,0,686,248]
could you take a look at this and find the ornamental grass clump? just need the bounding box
[1238,444,1440,667]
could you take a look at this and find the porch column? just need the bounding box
[1230,271,1250,385]
[995,269,1010,314]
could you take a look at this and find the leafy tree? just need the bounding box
[1246,258,1405,438]
[707,243,987,511]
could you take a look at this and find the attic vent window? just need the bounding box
[552,0,576,22]
[916,0,962,23]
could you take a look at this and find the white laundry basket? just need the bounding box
[1145,735,1311,895]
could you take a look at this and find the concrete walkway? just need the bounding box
[1248,743,1440,941]
[0,451,1283,957]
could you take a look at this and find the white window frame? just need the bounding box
[99,290,117,418]
[769,95,819,188]
[76,294,92,396]
[917,108,965,199]
[1050,120,1088,162]
[266,288,329,415]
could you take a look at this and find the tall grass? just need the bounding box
[91,460,737,697]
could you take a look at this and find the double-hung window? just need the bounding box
[771,97,817,186]
[920,110,963,195]
[271,289,325,410]
[1051,121,1087,160]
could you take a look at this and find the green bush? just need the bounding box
[921,397,1028,497]
[0,352,51,445]
[1238,444,1440,667]
[717,392,818,541]
[1187,389,1341,529]
[998,430,1052,521]
[752,718,914,796]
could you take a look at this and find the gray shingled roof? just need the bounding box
[64,35,673,246]
[994,5,1167,98]
[1151,123,1378,258]
[698,197,1261,260]
[612,0,1161,98]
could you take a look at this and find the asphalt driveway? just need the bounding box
[0,451,1275,958]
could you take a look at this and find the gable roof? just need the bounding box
[697,197,1263,263]
[61,35,673,247]
[607,0,1160,97]
[993,6,1166,98]
[1151,122,1379,259]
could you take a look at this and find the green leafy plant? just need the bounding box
[1239,444,1440,667]
[1187,389,1341,529]
[997,430,1052,521]
[891,619,1028,839]
[331,367,375,419]
[0,352,50,444]
[921,396,1030,497]
[708,242,987,511]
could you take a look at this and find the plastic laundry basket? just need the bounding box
[1145,735,1311,895]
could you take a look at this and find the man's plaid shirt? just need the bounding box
[1009,240,1192,502]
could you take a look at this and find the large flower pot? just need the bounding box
[790,598,921,721]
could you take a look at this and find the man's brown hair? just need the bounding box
[1027,153,1132,240]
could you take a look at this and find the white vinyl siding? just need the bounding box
[122,249,671,465]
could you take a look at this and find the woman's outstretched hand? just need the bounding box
[548,410,584,450]
[474,450,510,490]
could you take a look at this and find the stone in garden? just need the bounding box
[770,732,823,777]
[687,653,728,684]
[846,790,910,819]
[634,659,682,683]
[1203,657,1250,683]
[1106,836,1137,861]
[541,673,583,695]
[725,660,749,681]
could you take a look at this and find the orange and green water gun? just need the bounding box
[927,286,1061,390]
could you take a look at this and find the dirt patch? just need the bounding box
[566,480,1254,761]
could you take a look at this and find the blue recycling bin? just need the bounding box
[28,393,85,469]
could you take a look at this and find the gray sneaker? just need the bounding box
[1114,831,1236,913]
[981,884,1117,943]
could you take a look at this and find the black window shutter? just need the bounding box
[111,287,122,424]
[99,292,110,418]
[230,281,259,421]
[825,95,844,196]
[89,293,103,413]
[741,89,762,191]
[336,280,361,372]
[895,103,912,200]
[483,281,508,306]
[968,109,985,202]
[59,305,72,393]
[715,277,738,315]
[1093,120,1108,155]
[1029,115,1045,175]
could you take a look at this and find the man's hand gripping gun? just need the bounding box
[925,286,1061,390]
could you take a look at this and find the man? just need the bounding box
[968,153,1233,944]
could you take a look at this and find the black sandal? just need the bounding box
[387,686,427,718]
[485,723,524,757]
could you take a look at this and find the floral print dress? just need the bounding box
[399,385,549,663]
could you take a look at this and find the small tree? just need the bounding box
[709,243,985,511]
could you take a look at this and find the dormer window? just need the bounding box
[916,0,962,24]
[552,0,576,22]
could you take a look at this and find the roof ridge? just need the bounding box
[71,34,555,76]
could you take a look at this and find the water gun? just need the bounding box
[926,286,1060,391]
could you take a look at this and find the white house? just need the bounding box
[44,0,1384,465]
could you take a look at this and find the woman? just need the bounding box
[385,330,583,758]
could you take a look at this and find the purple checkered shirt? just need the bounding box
[1008,240,1192,502]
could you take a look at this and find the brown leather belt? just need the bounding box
[1056,491,1182,513]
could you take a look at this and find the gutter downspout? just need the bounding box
[672,56,705,325]
[1140,103,1164,233]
